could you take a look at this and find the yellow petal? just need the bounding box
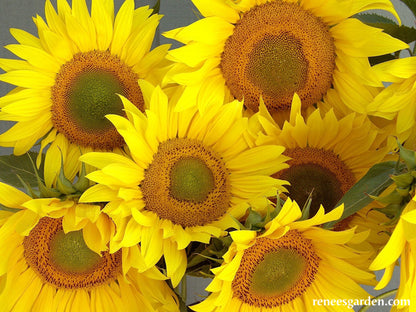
[79,184,118,203]
[10,28,42,48]
[111,0,134,57]
[0,182,30,208]
[331,19,408,57]
[165,17,234,45]
[0,70,54,89]
[370,221,405,270]
[374,263,395,290]
[91,0,114,50]
[192,0,240,23]
[230,230,257,245]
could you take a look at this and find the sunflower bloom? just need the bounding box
[0,182,179,312]
[334,205,392,260]
[191,198,375,312]
[163,0,407,114]
[250,94,389,217]
[370,195,416,311]
[0,0,171,187]
[367,56,416,144]
[79,83,289,286]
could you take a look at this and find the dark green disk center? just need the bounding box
[50,230,101,274]
[250,248,306,296]
[170,157,215,202]
[280,163,343,217]
[69,70,125,131]
[246,33,308,96]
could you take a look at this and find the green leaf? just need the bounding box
[323,161,405,229]
[151,0,161,15]
[372,24,416,43]
[369,54,397,66]
[369,189,403,204]
[398,140,416,170]
[377,203,403,220]
[355,13,397,24]
[400,0,416,19]
[390,172,414,187]
[244,208,263,229]
[300,191,313,220]
[355,13,416,44]
[177,292,189,312]
[0,152,44,189]
[0,202,20,213]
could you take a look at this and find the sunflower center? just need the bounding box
[274,147,356,217]
[68,70,124,131]
[51,50,144,150]
[246,33,308,97]
[221,1,335,112]
[141,138,231,227]
[23,217,121,289]
[50,230,101,274]
[170,157,215,202]
[250,248,306,296]
[232,231,320,308]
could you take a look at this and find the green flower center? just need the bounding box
[246,33,308,98]
[142,138,231,227]
[232,232,320,308]
[170,157,215,202]
[68,70,124,131]
[275,147,355,217]
[23,217,122,289]
[221,1,335,112]
[282,163,343,217]
[50,230,101,274]
[51,50,144,150]
[250,248,306,296]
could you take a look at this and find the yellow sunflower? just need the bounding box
[370,195,416,311]
[191,198,375,312]
[78,82,289,286]
[0,182,179,312]
[334,205,392,260]
[250,94,390,217]
[0,0,171,187]
[366,56,416,144]
[163,0,407,114]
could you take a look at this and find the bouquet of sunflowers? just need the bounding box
[1,0,416,311]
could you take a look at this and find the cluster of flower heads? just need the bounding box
[0,0,415,311]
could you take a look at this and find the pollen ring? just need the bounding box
[232,230,320,308]
[51,50,144,150]
[23,217,121,289]
[221,1,336,112]
[141,138,231,227]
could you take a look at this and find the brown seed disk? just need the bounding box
[275,147,356,216]
[141,138,231,227]
[232,230,320,308]
[221,1,336,112]
[51,50,144,150]
[23,217,121,289]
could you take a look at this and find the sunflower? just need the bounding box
[370,195,416,311]
[334,205,392,260]
[366,56,416,144]
[191,198,375,312]
[78,82,289,286]
[0,0,171,187]
[250,94,390,217]
[163,0,407,114]
[0,182,179,312]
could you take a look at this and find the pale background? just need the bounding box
[0,0,412,310]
